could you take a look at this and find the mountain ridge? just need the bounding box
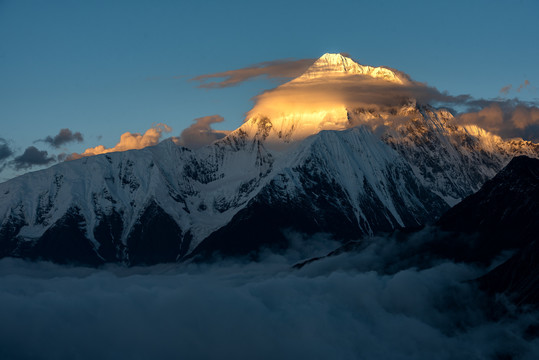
[1,54,538,265]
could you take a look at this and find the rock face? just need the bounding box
[0,53,538,265]
[437,156,539,259]
[434,156,539,306]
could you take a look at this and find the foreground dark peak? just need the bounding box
[433,155,539,306]
[438,155,539,244]
[296,155,539,307]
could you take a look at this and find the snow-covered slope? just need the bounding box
[350,102,539,203]
[0,136,277,264]
[1,53,538,265]
[294,53,406,83]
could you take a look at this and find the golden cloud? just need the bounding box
[68,124,172,160]
[455,103,539,141]
[247,73,469,120]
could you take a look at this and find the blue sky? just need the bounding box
[1,0,538,181]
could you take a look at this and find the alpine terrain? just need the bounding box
[1,53,538,265]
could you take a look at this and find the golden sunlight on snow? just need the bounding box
[238,54,413,148]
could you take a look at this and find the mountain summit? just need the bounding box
[241,53,410,148]
[295,53,406,84]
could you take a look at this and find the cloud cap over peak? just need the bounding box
[218,54,539,142]
[246,71,471,120]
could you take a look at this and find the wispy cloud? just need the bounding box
[499,84,512,95]
[174,115,229,149]
[499,80,533,96]
[36,128,84,148]
[517,79,531,92]
[191,58,316,88]
[10,146,55,170]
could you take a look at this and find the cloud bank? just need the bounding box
[69,124,172,160]
[1,230,538,360]
[174,115,229,149]
[192,58,316,88]
[455,101,539,141]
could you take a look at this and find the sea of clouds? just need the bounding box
[1,232,538,360]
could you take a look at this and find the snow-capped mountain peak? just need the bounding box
[294,53,405,84]
[1,53,538,266]
[238,53,412,148]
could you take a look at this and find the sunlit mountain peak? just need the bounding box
[238,53,409,148]
[294,53,405,84]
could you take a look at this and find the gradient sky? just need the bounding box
[1,0,538,181]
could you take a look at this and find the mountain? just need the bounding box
[293,155,539,309]
[479,240,539,307]
[434,156,539,306]
[1,53,538,265]
[293,53,407,83]
[436,155,539,262]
